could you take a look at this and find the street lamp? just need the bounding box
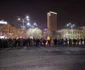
[27,22,38,28]
[34,23,37,26]
[18,18,21,21]
[17,15,30,30]
[26,16,29,21]
[27,22,31,26]
[26,16,29,19]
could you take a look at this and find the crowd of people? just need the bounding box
[0,38,85,48]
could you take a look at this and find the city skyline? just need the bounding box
[0,0,85,29]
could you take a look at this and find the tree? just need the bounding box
[27,28,42,39]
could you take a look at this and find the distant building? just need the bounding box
[0,20,8,38]
[57,23,85,39]
[7,24,27,39]
[0,20,27,39]
[47,11,57,32]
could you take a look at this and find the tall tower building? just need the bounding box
[47,11,57,32]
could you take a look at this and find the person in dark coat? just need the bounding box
[53,38,57,46]
[35,39,40,47]
[69,39,72,46]
[43,39,46,46]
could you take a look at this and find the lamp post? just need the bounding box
[18,15,30,30]
[17,15,30,38]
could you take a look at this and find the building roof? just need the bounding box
[47,11,57,14]
[63,23,83,30]
[64,26,83,30]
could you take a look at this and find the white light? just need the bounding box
[30,36,33,39]
[34,23,37,26]
[27,22,31,26]
[72,24,75,27]
[47,13,51,16]
[49,11,57,14]
[18,18,21,21]
[0,36,6,39]
[66,24,69,27]
[26,16,29,19]
[0,20,7,24]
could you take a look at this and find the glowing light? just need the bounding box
[70,24,75,28]
[34,23,37,26]
[30,36,33,39]
[47,13,51,16]
[47,11,57,16]
[66,24,69,27]
[0,36,7,39]
[27,22,31,26]
[72,24,75,27]
[18,18,21,21]
[49,11,57,14]
[0,20,7,24]
[26,16,29,19]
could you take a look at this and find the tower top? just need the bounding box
[47,11,57,14]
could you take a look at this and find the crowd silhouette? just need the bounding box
[0,38,85,49]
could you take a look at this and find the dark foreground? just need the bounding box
[0,46,85,70]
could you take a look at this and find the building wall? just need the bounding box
[0,24,27,39]
[58,29,85,39]
[47,11,57,32]
[0,24,8,37]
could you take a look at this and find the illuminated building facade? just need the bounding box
[57,23,85,39]
[47,11,57,32]
[0,20,8,38]
[58,29,85,39]
[7,24,27,39]
[0,20,27,39]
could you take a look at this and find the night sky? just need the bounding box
[0,0,85,29]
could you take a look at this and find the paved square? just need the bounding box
[0,47,85,70]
